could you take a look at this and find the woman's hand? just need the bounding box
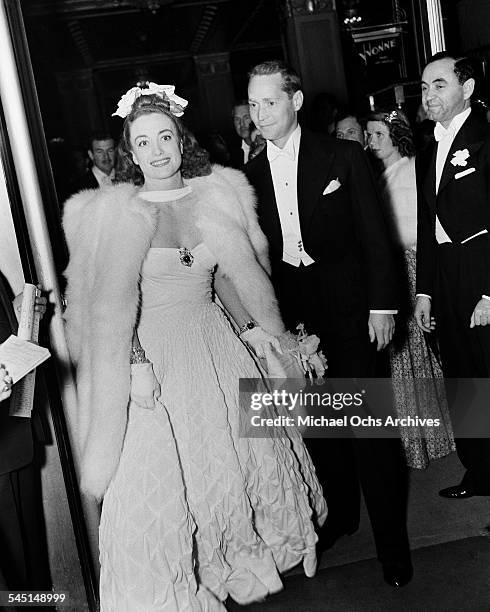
[0,364,13,402]
[240,327,283,359]
[130,362,160,410]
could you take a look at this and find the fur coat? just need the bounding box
[62,165,284,499]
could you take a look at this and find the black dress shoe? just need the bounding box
[382,561,413,587]
[439,484,475,499]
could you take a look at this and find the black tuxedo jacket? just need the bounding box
[229,138,246,169]
[0,274,33,475]
[416,112,490,297]
[244,128,397,313]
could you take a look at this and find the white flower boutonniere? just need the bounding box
[450,149,470,167]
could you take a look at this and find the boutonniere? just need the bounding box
[450,149,470,167]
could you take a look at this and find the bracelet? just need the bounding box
[130,346,150,364]
[239,319,257,335]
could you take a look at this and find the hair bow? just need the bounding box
[112,83,188,118]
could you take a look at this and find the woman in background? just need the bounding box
[366,108,455,469]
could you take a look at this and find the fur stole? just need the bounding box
[62,166,284,499]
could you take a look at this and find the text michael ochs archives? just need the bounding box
[248,390,440,428]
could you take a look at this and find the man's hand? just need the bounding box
[414,296,433,333]
[368,313,395,351]
[470,298,490,328]
[0,365,13,403]
[34,291,47,319]
[13,285,47,321]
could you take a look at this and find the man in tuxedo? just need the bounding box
[0,272,51,590]
[415,52,490,499]
[245,60,412,587]
[68,132,115,194]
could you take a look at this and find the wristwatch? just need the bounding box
[239,319,257,335]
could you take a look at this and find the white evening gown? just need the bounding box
[98,219,327,611]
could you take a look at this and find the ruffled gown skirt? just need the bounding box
[99,244,327,611]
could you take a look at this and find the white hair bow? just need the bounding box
[112,83,188,118]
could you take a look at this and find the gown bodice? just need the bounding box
[140,243,217,313]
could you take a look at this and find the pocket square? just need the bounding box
[455,167,476,179]
[323,178,341,195]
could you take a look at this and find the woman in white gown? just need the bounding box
[63,86,326,611]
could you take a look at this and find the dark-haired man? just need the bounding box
[69,132,115,194]
[230,101,253,167]
[245,60,412,587]
[415,52,490,499]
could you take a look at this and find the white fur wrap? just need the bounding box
[62,166,284,499]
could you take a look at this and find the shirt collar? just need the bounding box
[241,139,251,162]
[434,107,471,142]
[267,124,301,162]
[92,165,114,185]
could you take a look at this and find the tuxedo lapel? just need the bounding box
[421,140,437,211]
[252,150,283,252]
[297,130,335,235]
[437,113,485,197]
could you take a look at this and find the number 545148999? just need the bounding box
[0,591,67,606]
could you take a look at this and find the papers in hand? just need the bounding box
[10,283,44,418]
[0,334,50,384]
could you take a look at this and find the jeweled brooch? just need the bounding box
[179,247,194,267]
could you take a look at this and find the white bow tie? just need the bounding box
[267,144,295,163]
[434,122,455,142]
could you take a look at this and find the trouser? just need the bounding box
[435,238,490,493]
[0,461,52,591]
[273,259,411,563]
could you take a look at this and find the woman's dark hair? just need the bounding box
[180,129,212,178]
[115,94,211,184]
[366,108,415,158]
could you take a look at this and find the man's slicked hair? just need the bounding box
[426,51,476,86]
[248,60,302,97]
[87,131,114,152]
